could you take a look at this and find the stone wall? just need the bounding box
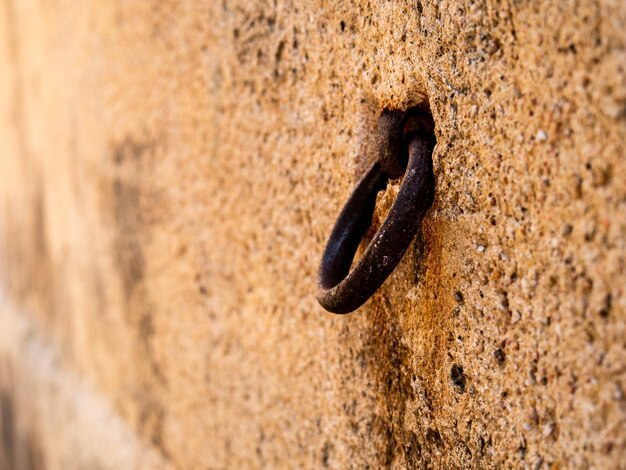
[0,0,624,468]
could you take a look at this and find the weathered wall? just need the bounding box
[0,0,624,468]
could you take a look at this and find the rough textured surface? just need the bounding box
[0,0,624,468]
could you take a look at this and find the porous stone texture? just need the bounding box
[0,0,624,468]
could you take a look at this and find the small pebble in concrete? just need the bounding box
[536,130,548,142]
[542,423,555,438]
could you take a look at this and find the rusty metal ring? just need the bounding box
[317,110,435,314]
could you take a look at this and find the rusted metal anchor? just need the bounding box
[317,107,436,314]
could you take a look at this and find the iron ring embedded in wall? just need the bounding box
[316,108,436,314]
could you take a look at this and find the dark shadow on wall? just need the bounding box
[0,358,46,470]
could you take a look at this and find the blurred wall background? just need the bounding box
[0,1,624,468]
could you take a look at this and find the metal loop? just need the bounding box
[376,109,407,179]
[317,111,435,314]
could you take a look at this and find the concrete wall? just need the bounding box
[0,0,624,468]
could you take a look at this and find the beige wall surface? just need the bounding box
[0,0,625,468]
